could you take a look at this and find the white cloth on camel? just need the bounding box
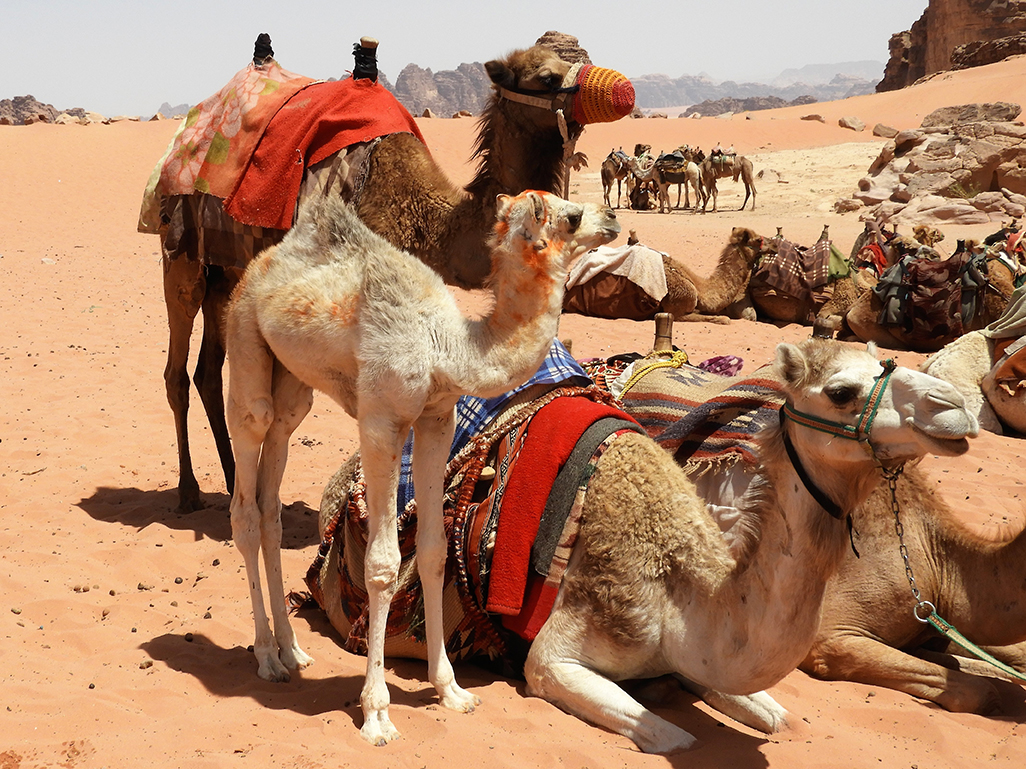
[565,244,668,301]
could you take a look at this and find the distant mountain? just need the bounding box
[768,60,885,87]
[157,102,191,119]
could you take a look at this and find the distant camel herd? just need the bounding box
[600,143,756,213]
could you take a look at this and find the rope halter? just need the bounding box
[777,358,898,557]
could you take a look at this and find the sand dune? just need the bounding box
[1,56,1024,768]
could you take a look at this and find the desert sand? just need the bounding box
[2,55,1026,768]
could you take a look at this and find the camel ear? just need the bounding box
[496,194,513,219]
[529,192,545,222]
[866,340,879,358]
[775,343,807,387]
[485,59,515,88]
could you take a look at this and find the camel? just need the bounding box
[561,227,766,324]
[224,189,619,745]
[600,149,631,208]
[802,466,1026,713]
[312,337,976,752]
[653,146,704,212]
[154,43,633,512]
[843,247,1017,352]
[699,154,756,212]
[920,286,1026,434]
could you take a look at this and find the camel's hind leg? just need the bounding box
[193,266,241,495]
[227,326,313,682]
[675,677,789,733]
[412,406,480,713]
[162,250,206,512]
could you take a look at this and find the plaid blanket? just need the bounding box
[753,239,833,299]
[615,360,785,471]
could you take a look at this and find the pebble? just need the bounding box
[139,660,153,670]
[174,577,183,584]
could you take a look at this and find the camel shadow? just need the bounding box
[74,485,320,548]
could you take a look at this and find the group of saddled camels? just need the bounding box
[601,142,757,213]
[146,40,1026,753]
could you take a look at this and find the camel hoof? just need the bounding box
[176,491,205,513]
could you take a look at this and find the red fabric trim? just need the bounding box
[486,397,638,616]
[224,78,427,229]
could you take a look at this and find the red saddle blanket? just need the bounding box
[224,77,426,229]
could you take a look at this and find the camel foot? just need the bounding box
[176,487,204,513]
[437,681,481,713]
[360,708,401,746]
[280,641,314,671]
[631,713,697,754]
[256,649,292,683]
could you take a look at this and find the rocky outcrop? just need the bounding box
[391,61,492,117]
[684,94,817,117]
[952,31,1026,69]
[879,1,1026,91]
[836,103,1026,224]
[0,95,59,125]
[534,31,591,64]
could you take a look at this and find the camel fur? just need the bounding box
[601,149,631,208]
[700,154,757,212]
[803,466,1026,714]
[660,227,768,323]
[224,190,618,746]
[528,339,977,753]
[158,44,623,512]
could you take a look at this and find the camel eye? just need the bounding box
[566,210,581,232]
[825,385,859,406]
[539,73,560,90]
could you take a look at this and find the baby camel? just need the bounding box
[224,191,619,745]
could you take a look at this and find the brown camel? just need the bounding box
[601,149,631,208]
[652,146,704,212]
[152,44,632,511]
[802,466,1026,714]
[700,154,756,212]
[660,227,768,322]
[844,250,1017,352]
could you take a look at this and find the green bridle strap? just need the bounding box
[781,358,897,446]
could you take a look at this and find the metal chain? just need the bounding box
[884,466,936,623]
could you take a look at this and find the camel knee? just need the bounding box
[229,397,274,442]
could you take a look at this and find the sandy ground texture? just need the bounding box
[2,55,1026,768]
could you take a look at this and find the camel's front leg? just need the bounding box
[803,631,1003,714]
[253,366,315,676]
[675,678,789,733]
[357,415,410,746]
[412,408,480,713]
[526,612,696,754]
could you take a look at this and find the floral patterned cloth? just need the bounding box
[138,59,313,233]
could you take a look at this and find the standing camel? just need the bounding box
[150,44,633,511]
[802,466,1026,714]
[652,146,704,211]
[225,190,619,745]
[600,149,631,208]
[312,338,976,752]
[700,154,757,212]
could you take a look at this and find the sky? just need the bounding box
[5,0,929,117]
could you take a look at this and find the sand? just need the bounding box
[2,56,1025,768]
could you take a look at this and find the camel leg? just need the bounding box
[411,407,481,713]
[162,251,206,512]
[226,330,291,682]
[193,265,239,493]
[254,364,315,673]
[357,410,411,746]
[804,632,1003,714]
[675,677,789,733]
[526,611,696,754]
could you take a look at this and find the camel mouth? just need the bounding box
[910,425,973,457]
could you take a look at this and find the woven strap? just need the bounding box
[927,613,1026,682]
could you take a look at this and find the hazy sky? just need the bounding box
[5,0,928,116]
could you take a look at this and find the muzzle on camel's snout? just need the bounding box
[563,64,635,124]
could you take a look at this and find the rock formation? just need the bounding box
[0,95,58,125]
[879,0,1026,91]
[836,103,1026,224]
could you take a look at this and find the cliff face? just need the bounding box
[879,0,1026,91]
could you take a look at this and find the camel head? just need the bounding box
[484,46,634,130]
[490,191,619,283]
[776,338,978,470]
